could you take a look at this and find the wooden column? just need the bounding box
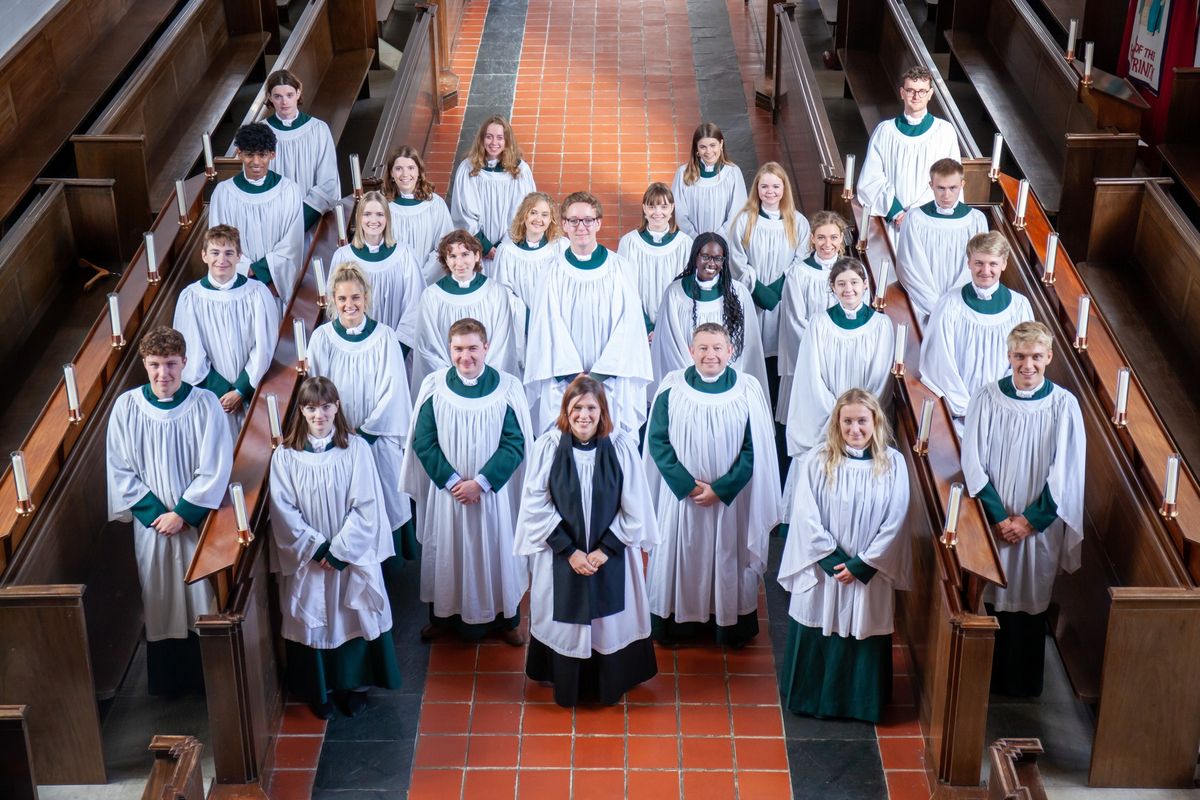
[755,0,785,110]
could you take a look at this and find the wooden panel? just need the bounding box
[142,735,204,800]
[1163,68,1200,145]
[988,738,1048,800]
[1056,133,1139,255]
[0,706,37,800]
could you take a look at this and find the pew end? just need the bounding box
[142,735,205,800]
[0,705,38,800]
[1159,68,1200,217]
[987,738,1047,800]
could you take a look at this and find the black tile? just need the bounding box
[312,791,407,800]
[782,709,879,741]
[324,694,421,742]
[314,739,416,791]
[786,739,886,800]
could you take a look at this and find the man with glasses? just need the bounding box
[857,66,960,231]
[524,191,653,435]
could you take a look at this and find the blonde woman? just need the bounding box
[491,191,564,312]
[617,183,694,334]
[671,123,748,239]
[384,145,455,282]
[449,115,536,260]
[777,388,910,722]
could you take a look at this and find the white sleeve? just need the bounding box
[179,393,235,510]
[918,301,972,417]
[449,161,482,235]
[173,289,212,388]
[245,283,282,390]
[304,122,341,214]
[671,166,697,238]
[856,123,898,218]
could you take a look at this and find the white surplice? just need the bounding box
[616,228,694,328]
[330,241,425,350]
[389,195,456,283]
[856,115,960,219]
[449,159,537,253]
[671,164,748,238]
[267,114,340,216]
[208,172,305,305]
[776,255,838,420]
[894,201,987,322]
[725,209,812,356]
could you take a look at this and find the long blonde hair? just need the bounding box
[736,162,800,249]
[820,388,893,483]
[508,191,563,243]
[351,191,396,248]
[682,122,735,185]
[327,262,371,321]
[466,115,523,177]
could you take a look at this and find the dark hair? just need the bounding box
[448,317,488,344]
[899,65,934,86]
[139,326,187,358]
[638,182,677,233]
[437,229,483,272]
[673,233,745,359]
[828,256,870,291]
[684,122,733,185]
[265,69,303,107]
[556,375,614,440]
[385,146,435,201]
[282,377,352,451]
[233,122,276,155]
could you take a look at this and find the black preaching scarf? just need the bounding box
[547,434,625,624]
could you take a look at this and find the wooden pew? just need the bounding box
[0,0,181,229]
[72,0,271,255]
[1158,68,1200,219]
[987,738,1048,800]
[941,0,1141,250]
[0,705,37,800]
[141,735,205,800]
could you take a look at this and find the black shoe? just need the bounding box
[311,700,335,720]
[344,690,369,718]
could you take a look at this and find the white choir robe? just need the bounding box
[399,368,533,624]
[208,171,305,305]
[523,246,654,435]
[174,275,280,440]
[671,163,748,238]
[266,114,340,220]
[894,201,988,322]
[268,436,394,649]
[491,236,565,315]
[856,114,960,221]
[106,384,233,640]
[649,276,768,398]
[961,379,1086,614]
[515,429,658,659]
[919,284,1034,420]
[449,159,537,256]
[778,447,911,639]
[616,228,694,330]
[408,273,524,394]
[726,210,812,356]
[644,368,781,629]
[389,195,457,284]
[776,255,838,421]
[308,318,414,534]
[330,241,425,351]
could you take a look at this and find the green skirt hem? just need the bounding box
[780,620,891,723]
[286,629,402,705]
[430,605,521,640]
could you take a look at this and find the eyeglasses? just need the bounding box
[698,254,726,265]
[563,217,599,228]
[902,87,931,97]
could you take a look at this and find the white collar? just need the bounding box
[647,228,667,242]
[1014,380,1046,399]
[453,274,474,288]
[697,367,726,383]
[841,301,866,319]
[209,273,238,290]
[761,207,781,219]
[696,274,719,290]
[308,432,334,452]
[570,244,598,260]
[400,192,415,199]
[243,172,267,186]
[486,158,499,168]
[972,282,999,300]
[903,111,928,125]
[813,253,838,268]
[934,203,959,216]
[364,241,382,253]
[524,235,544,247]
[277,112,298,126]
[344,319,367,335]
[844,444,866,458]
[456,369,482,386]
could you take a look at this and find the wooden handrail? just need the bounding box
[364,6,439,182]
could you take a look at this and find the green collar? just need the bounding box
[803,254,830,271]
[200,274,248,291]
[233,171,281,194]
[482,160,520,173]
[516,237,549,251]
[894,113,935,137]
[447,365,500,397]
[301,440,338,454]
[391,195,424,206]
[565,245,608,270]
[960,283,1012,315]
[638,228,678,247]
[758,209,781,220]
[333,317,378,342]
[699,162,720,178]
[142,382,193,409]
[845,446,873,461]
[351,242,396,262]
[682,273,724,301]
[265,112,312,131]
[684,365,735,393]
[827,303,874,330]
[999,375,1054,401]
[436,272,486,294]
[920,200,971,219]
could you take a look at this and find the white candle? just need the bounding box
[229,482,250,532]
[945,483,963,534]
[1067,19,1078,57]
[10,451,30,502]
[1015,179,1030,220]
[990,133,1004,174]
[1115,367,1130,418]
[107,293,122,337]
[877,259,890,293]
[1083,41,1095,81]
[1164,454,1181,505]
[175,179,188,219]
[860,205,870,242]
[293,317,307,363]
[202,132,214,171]
[917,398,934,445]
[63,364,80,411]
[266,393,282,439]
[350,154,363,193]
[843,154,855,195]
[894,323,907,366]
[1076,295,1091,340]
[144,232,157,278]
[335,204,347,241]
[313,256,327,297]
[1044,233,1059,279]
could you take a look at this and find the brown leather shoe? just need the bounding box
[501,628,528,647]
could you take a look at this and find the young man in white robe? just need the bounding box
[962,321,1086,697]
[645,323,781,648]
[857,66,960,231]
[895,158,988,322]
[400,318,533,645]
[523,191,653,435]
[106,326,233,695]
[920,231,1034,430]
[262,69,340,232]
[208,123,305,306]
[174,225,280,441]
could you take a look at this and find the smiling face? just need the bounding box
[269,83,301,119]
[143,353,186,399]
[900,77,933,116]
[757,172,784,210]
[333,279,366,328]
[832,268,866,309]
[524,200,552,241]
[811,223,843,261]
[1008,341,1053,390]
[563,201,600,249]
[359,200,388,244]
[695,240,726,282]
[390,155,419,194]
[839,402,875,449]
[236,148,274,181]
[301,400,338,439]
[968,250,1007,288]
[483,123,506,159]
[930,171,964,209]
[450,332,489,378]
[689,330,732,377]
[696,136,722,166]
[202,239,239,284]
[567,393,601,442]
[445,242,480,282]
[643,199,673,231]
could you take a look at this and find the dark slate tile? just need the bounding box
[312,791,407,800]
[314,739,416,791]
[324,694,421,742]
[786,739,886,800]
[782,709,879,741]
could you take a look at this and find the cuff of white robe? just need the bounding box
[444,473,462,490]
[475,474,493,493]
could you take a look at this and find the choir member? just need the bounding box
[491,191,565,314]
[268,376,401,718]
[857,66,960,228]
[649,233,768,396]
[524,192,653,435]
[174,225,279,440]
[961,321,1085,697]
[106,326,233,695]
[920,232,1034,427]
[400,318,533,645]
[671,122,748,238]
[307,264,415,561]
[409,230,522,393]
[450,115,537,260]
[516,375,659,707]
[330,190,424,354]
[261,69,339,232]
[645,323,781,647]
[384,145,456,283]
[616,182,694,334]
[895,158,988,322]
[208,123,305,305]
[776,211,845,422]
[777,388,911,722]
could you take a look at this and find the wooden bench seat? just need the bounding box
[1158,68,1200,216]
[0,0,181,229]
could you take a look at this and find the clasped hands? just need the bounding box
[568,548,609,576]
[995,514,1035,544]
[688,481,719,507]
[450,479,483,505]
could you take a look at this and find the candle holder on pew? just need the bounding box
[988,133,1004,182]
[175,179,193,229]
[841,154,856,202]
[857,206,870,255]
[1012,179,1030,231]
[871,259,890,311]
[63,364,84,425]
[229,482,254,546]
[891,323,907,378]
[11,451,34,517]
[1159,454,1180,520]
[1042,233,1059,286]
[266,393,283,450]
[202,132,217,181]
[912,398,934,457]
[1073,295,1090,352]
[941,483,963,549]
[1111,367,1130,429]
